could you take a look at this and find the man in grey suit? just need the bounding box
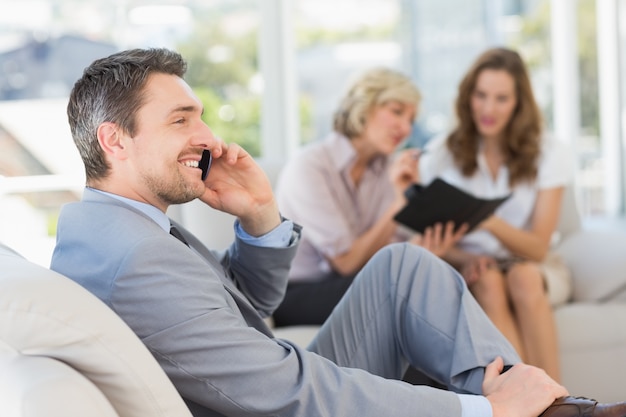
[51,48,626,417]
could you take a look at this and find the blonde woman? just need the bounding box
[274,68,465,327]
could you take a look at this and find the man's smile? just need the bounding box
[181,160,199,168]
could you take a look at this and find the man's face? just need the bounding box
[123,73,215,211]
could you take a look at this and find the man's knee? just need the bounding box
[371,243,448,284]
[367,243,467,306]
[360,243,427,285]
[375,242,433,263]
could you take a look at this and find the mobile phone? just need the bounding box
[199,149,212,180]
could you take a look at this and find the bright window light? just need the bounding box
[128,5,192,26]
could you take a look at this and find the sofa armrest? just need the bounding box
[0,353,119,417]
[0,243,193,417]
[555,230,626,302]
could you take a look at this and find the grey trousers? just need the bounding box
[308,243,521,395]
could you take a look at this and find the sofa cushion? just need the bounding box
[555,303,626,402]
[555,230,626,302]
[0,352,119,417]
[0,243,192,417]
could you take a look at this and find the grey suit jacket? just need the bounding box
[51,188,461,417]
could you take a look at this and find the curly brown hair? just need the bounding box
[447,47,542,186]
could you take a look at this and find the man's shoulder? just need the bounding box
[59,194,159,233]
[52,199,178,303]
[53,197,169,270]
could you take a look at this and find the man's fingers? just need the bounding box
[205,136,227,159]
[483,356,505,387]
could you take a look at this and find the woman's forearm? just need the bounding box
[329,198,405,276]
[480,216,550,261]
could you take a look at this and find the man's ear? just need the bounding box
[97,122,128,160]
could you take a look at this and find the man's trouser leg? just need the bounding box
[308,243,521,394]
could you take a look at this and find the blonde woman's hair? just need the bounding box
[333,67,421,139]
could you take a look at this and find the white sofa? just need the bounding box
[0,242,193,417]
[552,229,626,401]
[548,186,626,401]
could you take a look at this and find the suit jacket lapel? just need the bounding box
[170,219,274,337]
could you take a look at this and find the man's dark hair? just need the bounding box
[67,48,187,181]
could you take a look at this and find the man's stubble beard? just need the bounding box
[143,167,203,206]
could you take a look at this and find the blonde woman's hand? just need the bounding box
[388,149,421,197]
[410,221,468,258]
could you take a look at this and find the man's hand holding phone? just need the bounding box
[199,142,281,236]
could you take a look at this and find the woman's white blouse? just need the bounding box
[418,133,575,258]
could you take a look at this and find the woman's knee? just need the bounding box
[506,262,546,304]
[471,269,507,307]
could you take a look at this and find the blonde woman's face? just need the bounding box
[361,100,416,155]
[470,69,517,141]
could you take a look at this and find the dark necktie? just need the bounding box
[169,224,189,246]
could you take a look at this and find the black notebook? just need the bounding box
[393,178,510,233]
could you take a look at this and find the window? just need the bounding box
[1,0,623,264]
[0,0,262,264]
[293,0,403,144]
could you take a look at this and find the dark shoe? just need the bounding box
[540,397,626,417]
